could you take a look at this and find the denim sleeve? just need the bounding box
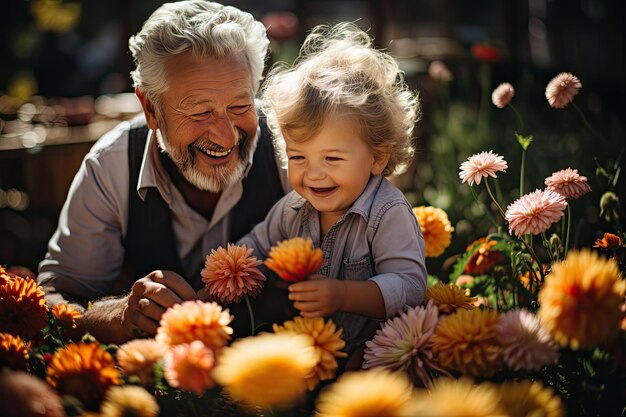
[369,201,427,318]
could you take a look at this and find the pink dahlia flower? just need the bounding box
[545,72,581,109]
[496,309,558,371]
[459,151,508,186]
[201,243,266,304]
[491,83,515,108]
[163,341,216,394]
[363,300,450,387]
[544,168,591,199]
[428,60,453,82]
[505,189,567,237]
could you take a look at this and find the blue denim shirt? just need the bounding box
[238,175,427,352]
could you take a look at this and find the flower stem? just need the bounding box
[485,179,506,219]
[509,103,524,133]
[564,205,572,258]
[469,186,500,229]
[244,294,255,336]
[542,233,555,265]
[519,148,526,197]
[572,102,605,142]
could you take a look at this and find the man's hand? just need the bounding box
[288,275,346,317]
[121,270,197,338]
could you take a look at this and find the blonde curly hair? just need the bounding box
[262,22,420,177]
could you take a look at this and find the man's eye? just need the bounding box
[191,111,211,118]
[229,105,252,115]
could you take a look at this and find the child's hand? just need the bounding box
[288,274,347,317]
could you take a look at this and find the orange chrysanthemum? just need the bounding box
[273,316,347,390]
[156,300,233,352]
[116,339,168,385]
[163,341,216,394]
[201,243,266,304]
[46,342,120,409]
[538,250,625,349]
[426,283,477,314]
[0,332,29,371]
[51,303,81,329]
[0,265,13,285]
[464,237,505,275]
[594,232,623,249]
[413,206,454,257]
[432,309,502,377]
[0,276,48,338]
[499,380,565,417]
[265,237,323,282]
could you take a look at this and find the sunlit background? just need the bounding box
[1,0,625,276]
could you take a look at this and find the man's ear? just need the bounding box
[135,88,159,131]
[371,150,391,176]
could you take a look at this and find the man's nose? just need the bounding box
[210,114,238,149]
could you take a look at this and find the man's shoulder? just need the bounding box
[87,118,136,161]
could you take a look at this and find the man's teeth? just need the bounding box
[200,147,233,157]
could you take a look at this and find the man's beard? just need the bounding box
[155,120,255,193]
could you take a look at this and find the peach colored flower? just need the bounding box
[459,151,508,186]
[412,378,505,417]
[116,339,168,385]
[499,380,565,417]
[201,243,266,304]
[0,276,48,339]
[426,283,477,314]
[265,237,323,282]
[363,300,449,387]
[100,385,159,417]
[51,303,81,329]
[273,316,347,390]
[538,250,625,349]
[428,60,453,82]
[156,300,232,352]
[46,342,120,409]
[0,332,29,371]
[545,168,591,199]
[315,369,417,417]
[545,72,581,109]
[593,232,623,249]
[432,309,502,377]
[0,371,66,417]
[505,189,567,237]
[496,309,558,371]
[464,237,505,275]
[455,274,474,286]
[491,82,515,108]
[412,206,454,257]
[212,332,319,410]
[163,341,216,394]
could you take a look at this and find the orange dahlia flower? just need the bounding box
[538,249,625,349]
[0,276,48,339]
[265,237,323,282]
[51,303,81,329]
[426,283,477,314]
[432,309,502,377]
[273,316,347,390]
[156,300,233,352]
[464,237,505,275]
[46,342,120,409]
[0,332,29,371]
[163,340,216,394]
[0,265,12,285]
[201,243,266,304]
[412,206,454,257]
[116,339,168,385]
[594,232,623,249]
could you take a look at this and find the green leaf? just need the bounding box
[514,132,534,151]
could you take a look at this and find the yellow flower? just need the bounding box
[156,300,233,352]
[499,380,565,417]
[51,303,81,329]
[212,332,319,410]
[100,385,159,417]
[412,377,505,417]
[432,309,502,377]
[46,342,120,409]
[0,276,48,339]
[116,339,168,385]
[265,237,323,282]
[0,332,29,371]
[412,206,454,257]
[538,249,625,349]
[426,283,477,314]
[315,369,417,417]
[273,316,347,390]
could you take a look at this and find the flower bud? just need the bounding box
[600,191,621,224]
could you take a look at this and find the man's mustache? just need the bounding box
[191,128,248,153]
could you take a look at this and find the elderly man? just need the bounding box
[37,1,289,344]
